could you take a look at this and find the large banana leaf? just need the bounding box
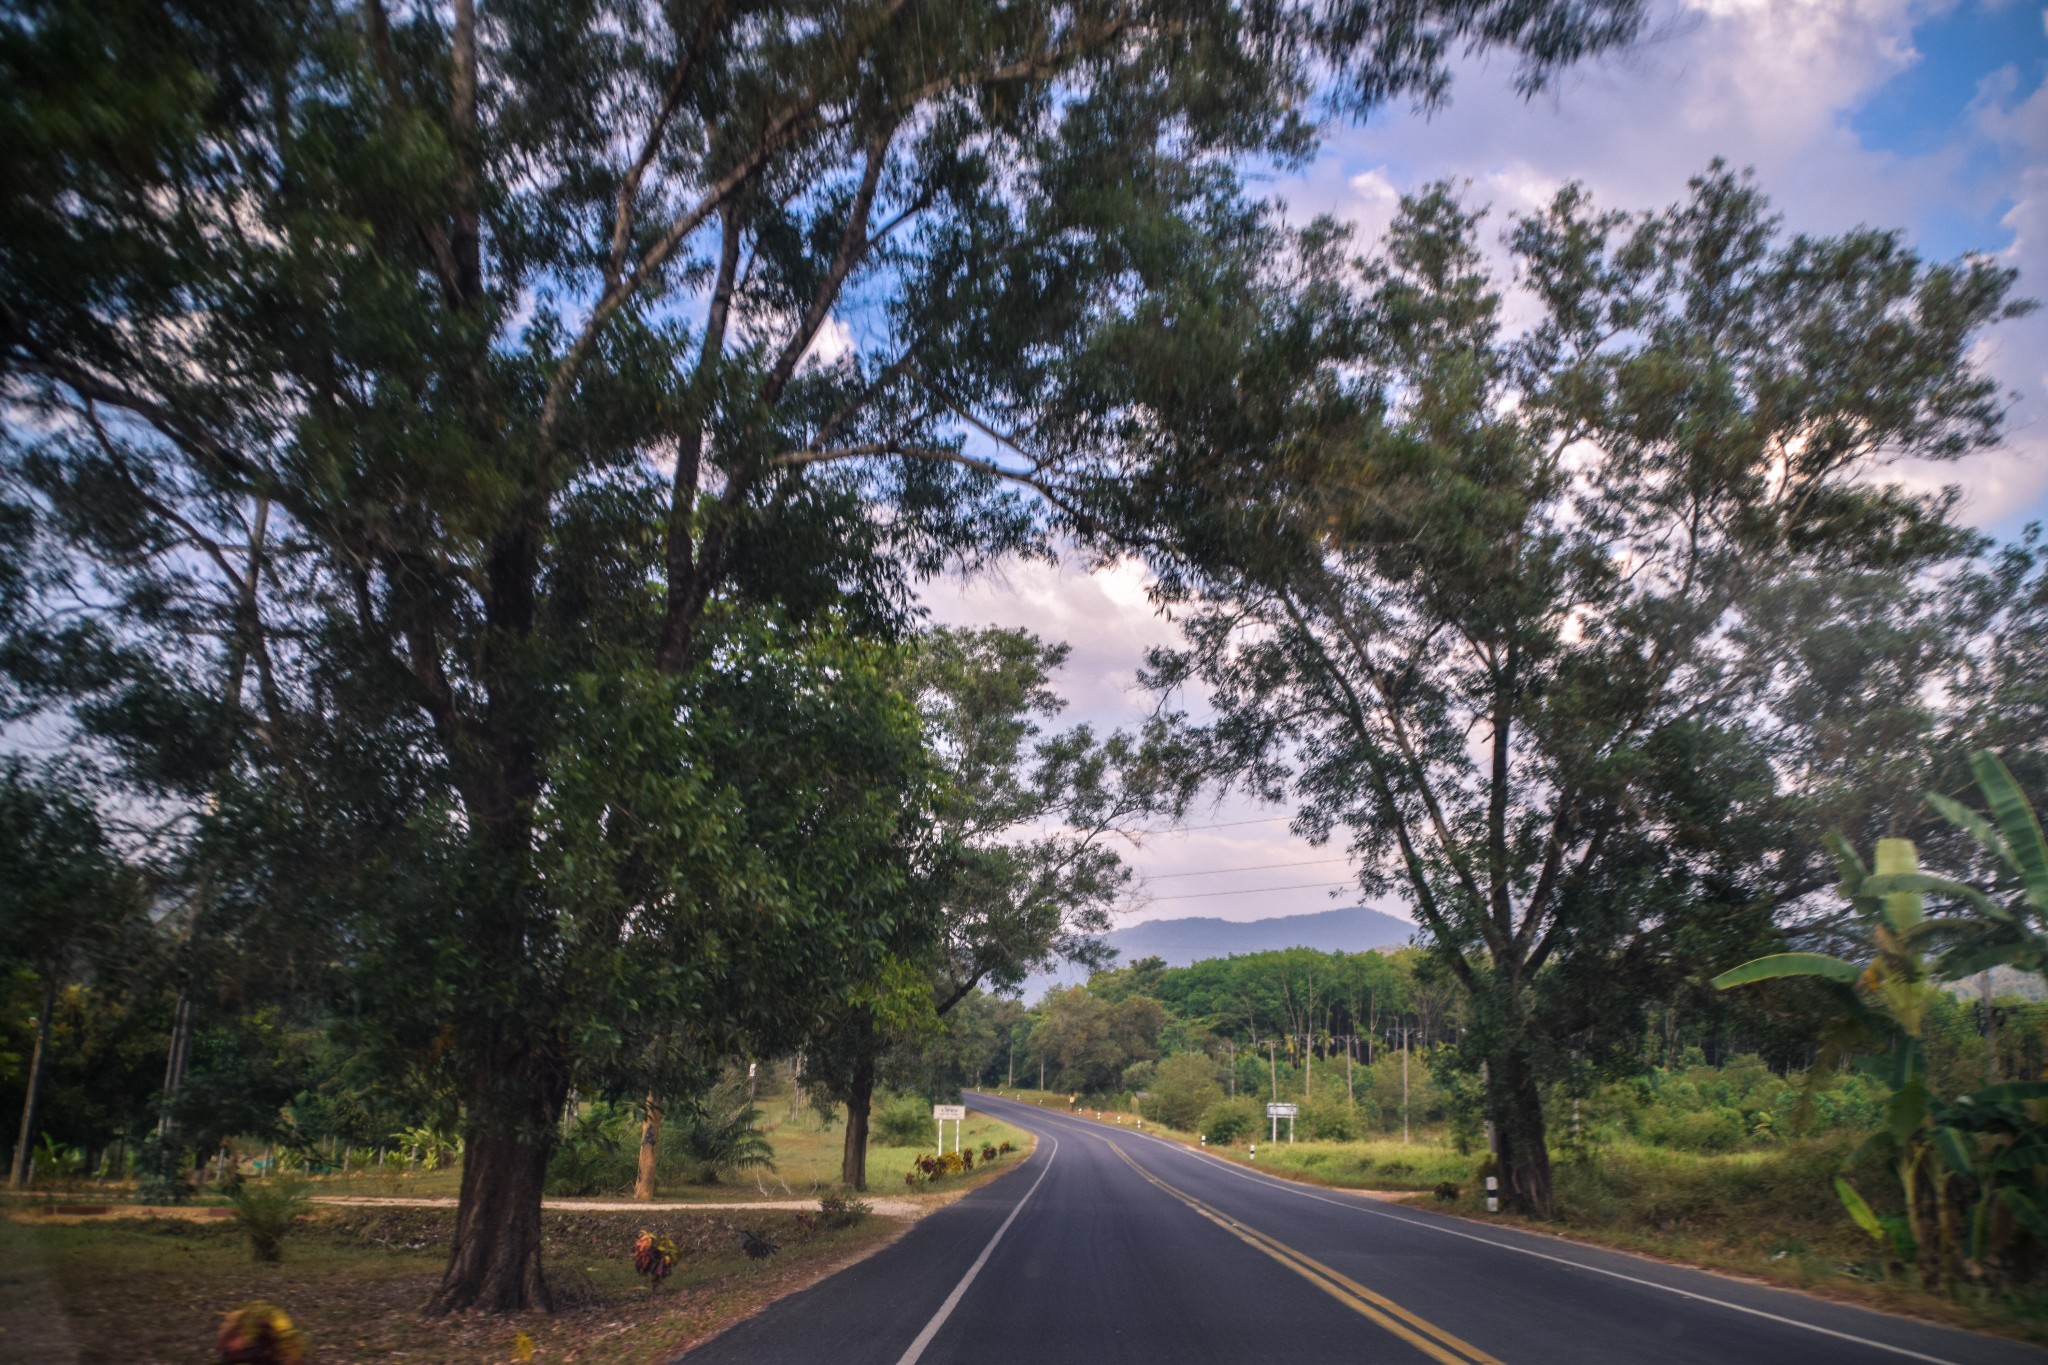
[1835,1176,1885,1243]
[1712,952,1862,988]
[1972,751,2048,910]
[1931,1125,1974,1179]
[1935,937,2036,981]
[1927,790,2014,872]
[1858,872,2012,923]
[1998,1188,2048,1244]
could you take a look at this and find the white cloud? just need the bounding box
[801,315,854,368]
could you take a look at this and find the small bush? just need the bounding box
[1641,1105,1745,1154]
[547,1103,639,1196]
[1149,1053,1225,1131]
[871,1094,935,1147]
[133,1135,192,1205]
[225,1180,310,1263]
[980,1144,998,1162]
[1198,1097,1262,1144]
[1300,1102,1359,1142]
[817,1192,870,1228]
[907,1150,969,1184]
[632,1229,678,1288]
[667,1081,776,1184]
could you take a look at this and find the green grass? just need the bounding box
[298,1105,1035,1205]
[732,1107,1032,1197]
[1227,1136,1472,1189]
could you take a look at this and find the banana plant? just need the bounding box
[1860,750,2048,987]
[1717,757,2048,1292]
[1715,837,1949,1280]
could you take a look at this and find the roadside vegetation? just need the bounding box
[1,1096,1032,1360]
[2,1200,897,1364]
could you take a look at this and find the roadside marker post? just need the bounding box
[1485,1176,1498,1213]
[933,1103,966,1154]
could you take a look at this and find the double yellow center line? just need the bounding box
[1105,1141,1503,1365]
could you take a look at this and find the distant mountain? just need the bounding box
[1015,906,1416,1001]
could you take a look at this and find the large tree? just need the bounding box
[1,0,1642,1308]
[1125,172,2028,1214]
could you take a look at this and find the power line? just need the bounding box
[1142,878,1356,903]
[1143,856,1352,881]
[1147,815,1295,833]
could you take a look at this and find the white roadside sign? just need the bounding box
[933,1104,966,1120]
[1266,1103,1299,1117]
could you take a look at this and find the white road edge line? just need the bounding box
[894,1130,1061,1365]
[976,1097,1972,1365]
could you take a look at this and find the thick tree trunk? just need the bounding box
[1487,1037,1553,1218]
[839,1054,875,1191]
[9,973,58,1190]
[427,1056,568,1315]
[634,1092,660,1201]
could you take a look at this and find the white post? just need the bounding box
[1486,1175,1499,1213]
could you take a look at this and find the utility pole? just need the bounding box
[1345,1036,1354,1109]
[1039,1058,1045,1091]
[1007,1039,1014,1090]
[1268,1041,1278,1102]
[1226,1040,1235,1096]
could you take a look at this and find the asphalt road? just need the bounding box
[678,1093,2047,1364]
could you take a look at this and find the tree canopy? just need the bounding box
[1125,170,2030,1213]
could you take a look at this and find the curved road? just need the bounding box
[679,1093,2045,1364]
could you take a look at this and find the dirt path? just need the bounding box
[310,1194,927,1217]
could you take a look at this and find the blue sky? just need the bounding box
[922,0,2048,925]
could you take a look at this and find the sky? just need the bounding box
[920,0,2048,930]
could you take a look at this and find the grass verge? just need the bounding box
[0,1202,897,1363]
[0,1110,1038,1362]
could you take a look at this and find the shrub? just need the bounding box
[817,1192,870,1228]
[134,1135,192,1205]
[1300,1102,1359,1142]
[667,1080,775,1184]
[907,1150,970,1184]
[225,1180,309,1263]
[390,1124,462,1171]
[632,1229,678,1288]
[980,1144,998,1162]
[1641,1104,1745,1154]
[547,1102,639,1196]
[1198,1097,1262,1144]
[871,1093,934,1148]
[1149,1053,1225,1131]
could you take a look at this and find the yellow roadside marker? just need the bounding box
[1105,1142,1504,1365]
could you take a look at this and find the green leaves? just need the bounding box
[1710,953,1863,989]
[1834,1176,1886,1243]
